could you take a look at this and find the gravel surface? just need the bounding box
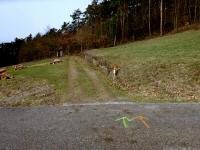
[1,103,200,150]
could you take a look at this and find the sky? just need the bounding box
[0,0,91,43]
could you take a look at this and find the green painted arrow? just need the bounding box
[115,117,133,128]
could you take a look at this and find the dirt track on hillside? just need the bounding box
[65,57,120,103]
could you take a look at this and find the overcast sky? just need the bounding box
[0,0,91,43]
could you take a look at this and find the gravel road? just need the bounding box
[1,102,200,150]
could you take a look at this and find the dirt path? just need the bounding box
[66,56,121,102]
[83,67,112,100]
[78,59,116,101]
[66,57,85,102]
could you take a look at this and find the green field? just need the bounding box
[87,30,200,102]
[9,57,69,95]
[0,56,123,107]
[0,58,69,107]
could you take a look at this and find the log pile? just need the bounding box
[13,64,25,71]
[50,58,62,64]
[0,68,11,80]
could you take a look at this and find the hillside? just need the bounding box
[86,30,200,102]
[1,30,200,107]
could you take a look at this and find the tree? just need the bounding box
[70,9,84,32]
[35,33,41,39]
[160,0,163,36]
[149,0,152,36]
[2,0,200,65]
[26,34,32,42]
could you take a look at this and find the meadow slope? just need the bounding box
[86,30,200,102]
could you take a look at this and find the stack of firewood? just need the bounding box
[0,68,11,80]
[50,58,62,64]
[13,64,25,71]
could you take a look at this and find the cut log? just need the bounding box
[0,68,6,74]
[13,64,25,71]
[50,58,62,64]
[0,68,11,80]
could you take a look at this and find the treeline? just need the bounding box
[1,0,200,67]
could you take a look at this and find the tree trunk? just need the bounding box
[114,34,117,46]
[67,45,70,55]
[188,0,191,24]
[113,16,118,46]
[120,1,126,42]
[81,40,83,53]
[160,0,163,36]
[120,12,125,41]
[174,0,178,32]
[149,0,151,37]
[195,0,197,22]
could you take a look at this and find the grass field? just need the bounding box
[9,57,69,95]
[0,56,124,107]
[0,57,69,107]
[87,30,200,102]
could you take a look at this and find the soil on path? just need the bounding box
[66,57,85,102]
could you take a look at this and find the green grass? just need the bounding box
[10,57,68,90]
[6,57,69,104]
[88,63,130,100]
[75,60,97,98]
[87,30,200,102]
[90,30,200,59]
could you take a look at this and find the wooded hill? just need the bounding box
[1,0,200,66]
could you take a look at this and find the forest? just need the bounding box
[0,0,200,67]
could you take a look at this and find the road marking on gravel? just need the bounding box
[63,101,138,107]
[63,102,200,107]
